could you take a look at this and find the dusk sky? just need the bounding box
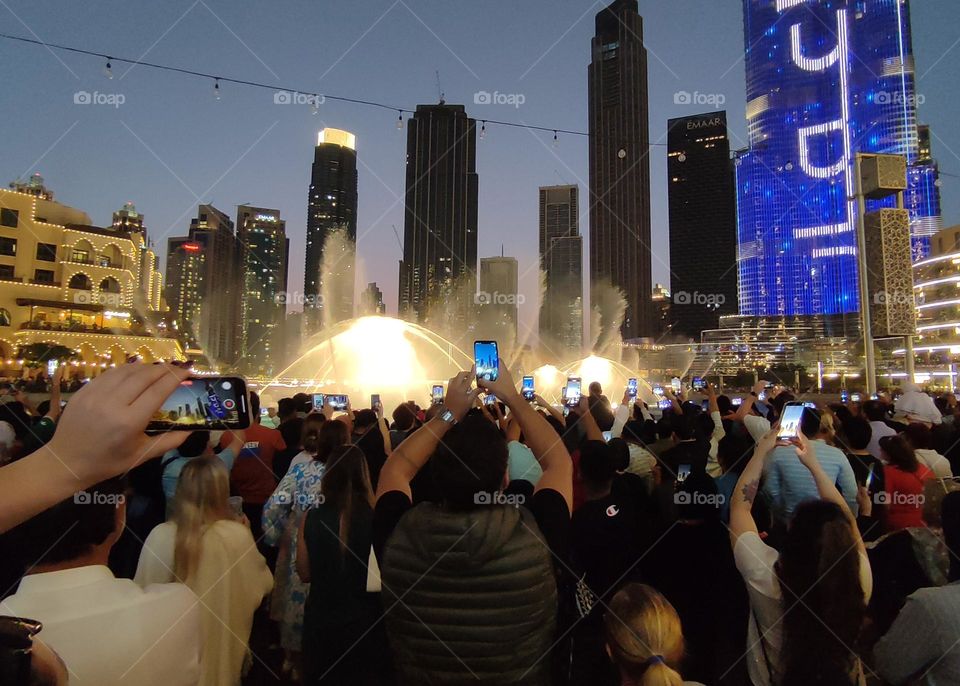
[2,0,958,322]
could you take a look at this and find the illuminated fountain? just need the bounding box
[260,316,472,410]
[532,355,657,406]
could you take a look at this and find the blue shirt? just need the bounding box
[161,448,236,516]
[761,440,858,523]
[714,471,739,523]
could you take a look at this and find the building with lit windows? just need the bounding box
[0,174,179,376]
[305,128,358,333]
[165,205,240,366]
[478,256,519,345]
[906,226,960,365]
[237,205,288,375]
[736,0,942,320]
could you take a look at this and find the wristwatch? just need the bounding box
[437,407,457,425]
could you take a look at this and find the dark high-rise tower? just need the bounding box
[398,103,479,326]
[588,0,653,340]
[305,128,357,334]
[237,205,287,374]
[539,185,583,352]
[667,112,738,339]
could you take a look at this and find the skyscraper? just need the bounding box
[398,103,479,327]
[736,0,942,319]
[305,128,358,333]
[112,201,144,234]
[360,282,386,315]
[165,205,240,364]
[667,112,738,339]
[538,185,583,353]
[588,0,653,340]
[237,205,288,374]
[478,256,519,344]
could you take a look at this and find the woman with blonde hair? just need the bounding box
[135,457,273,686]
[604,583,703,686]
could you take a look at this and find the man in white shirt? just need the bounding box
[2,477,201,686]
[863,400,897,460]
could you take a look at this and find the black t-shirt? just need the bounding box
[373,486,570,566]
[570,494,647,600]
[659,441,709,484]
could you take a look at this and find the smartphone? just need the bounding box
[601,430,612,442]
[312,393,325,412]
[474,340,499,382]
[677,464,692,483]
[564,378,582,408]
[653,386,664,397]
[851,393,862,403]
[658,398,672,410]
[701,399,710,410]
[802,401,817,409]
[692,376,705,391]
[260,407,269,417]
[870,393,879,400]
[840,390,850,403]
[758,391,766,402]
[777,403,805,441]
[326,394,349,411]
[371,394,381,410]
[732,396,743,406]
[627,378,638,398]
[431,384,444,405]
[521,375,535,401]
[484,394,497,406]
[671,377,681,393]
[865,462,876,492]
[147,377,250,432]
[46,359,58,377]
[764,382,774,389]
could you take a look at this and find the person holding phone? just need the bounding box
[160,428,246,518]
[373,363,572,684]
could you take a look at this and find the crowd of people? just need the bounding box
[2,362,960,685]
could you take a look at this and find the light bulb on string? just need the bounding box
[104,58,113,79]
[311,95,320,115]
[552,130,559,147]
[479,121,486,140]
[396,111,404,130]
[213,78,221,100]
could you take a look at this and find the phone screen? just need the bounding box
[484,394,497,406]
[865,462,876,491]
[431,384,444,404]
[851,393,862,403]
[327,394,349,411]
[778,404,805,440]
[521,375,535,401]
[692,376,705,391]
[147,377,249,432]
[671,378,681,393]
[312,393,325,412]
[658,399,672,410]
[732,397,743,406]
[474,340,499,382]
[371,394,381,410]
[47,359,58,377]
[627,378,638,398]
[601,430,612,442]
[840,390,849,403]
[802,402,817,409]
[677,464,692,483]
[564,378,582,407]
[653,386,664,397]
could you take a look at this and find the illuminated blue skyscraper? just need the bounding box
[736,0,941,318]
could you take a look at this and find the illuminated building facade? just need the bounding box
[237,205,288,374]
[588,0,653,339]
[0,176,179,375]
[305,128,358,333]
[908,226,960,363]
[736,0,942,319]
[478,256,519,345]
[165,205,240,365]
[398,103,479,326]
[538,185,583,353]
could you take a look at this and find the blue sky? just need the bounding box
[1,0,958,321]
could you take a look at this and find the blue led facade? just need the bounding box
[737,0,942,317]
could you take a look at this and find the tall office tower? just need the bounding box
[305,128,358,334]
[478,256,519,343]
[112,201,144,234]
[360,282,386,315]
[736,0,942,320]
[667,112,738,339]
[588,0,653,340]
[538,185,583,352]
[165,205,240,364]
[236,205,288,374]
[398,103,479,327]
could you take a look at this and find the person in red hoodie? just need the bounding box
[879,434,933,532]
